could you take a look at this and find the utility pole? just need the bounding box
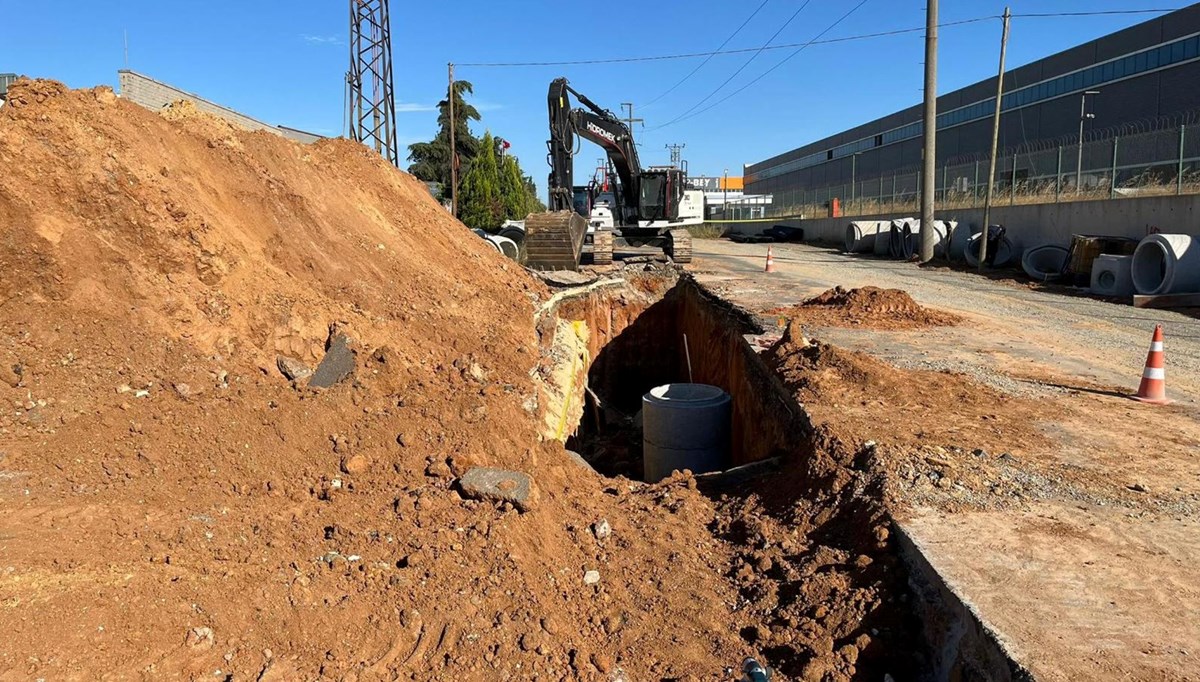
[1076,90,1100,193]
[448,63,457,218]
[620,102,644,143]
[919,0,939,262]
[665,143,686,167]
[980,7,1011,270]
[348,0,399,166]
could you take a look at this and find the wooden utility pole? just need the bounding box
[919,0,939,262]
[448,62,457,219]
[980,8,1011,270]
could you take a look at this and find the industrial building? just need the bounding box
[0,73,16,103]
[745,4,1200,198]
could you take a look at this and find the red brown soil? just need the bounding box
[0,79,922,681]
[771,286,960,330]
[0,79,724,680]
[767,330,1043,454]
[762,325,1159,518]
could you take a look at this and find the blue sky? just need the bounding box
[1,1,1184,186]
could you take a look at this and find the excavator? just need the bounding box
[523,78,693,270]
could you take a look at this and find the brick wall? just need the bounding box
[117,70,321,144]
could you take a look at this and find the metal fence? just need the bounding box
[726,113,1200,220]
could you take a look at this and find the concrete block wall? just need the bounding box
[118,70,320,144]
[720,194,1200,250]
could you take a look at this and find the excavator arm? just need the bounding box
[546,78,642,223]
[526,78,691,270]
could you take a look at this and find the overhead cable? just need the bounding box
[641,0,773,107]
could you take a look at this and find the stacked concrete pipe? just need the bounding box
[844,220,887,253]
[1131,233,1200,295]
[1021,244,1070,281]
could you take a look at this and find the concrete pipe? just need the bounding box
[498,221,526,245]
[886,219,915,259]
[875,219,905,256]
[1090,254,1135,297]
[948,223,981,262]
[888,221,909,259]
[1021,244,1070,281]
[1131,233,1200,295]
[964,233,1018,268]
[477,233,502,253]
[900,220,950,260]
[486,235,520,260]
[642,383,731,483]
[844,220,886,253]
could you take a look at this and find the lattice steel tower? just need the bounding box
[348,0,399,166]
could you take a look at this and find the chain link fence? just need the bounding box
[725,113,1200,220]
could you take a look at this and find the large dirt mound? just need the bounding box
[773,286,960,330]
[0,80,770,680]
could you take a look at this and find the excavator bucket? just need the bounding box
[523,210,588,271]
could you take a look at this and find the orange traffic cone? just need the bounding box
[1133,324,1172,405]
[764,246,776,273]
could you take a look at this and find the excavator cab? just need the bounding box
[637,169,684,223]
[571,184,597,218]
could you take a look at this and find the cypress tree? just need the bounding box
[458,131,504,230]
[499,154,530,220]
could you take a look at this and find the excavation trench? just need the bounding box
[537,274,1029,680]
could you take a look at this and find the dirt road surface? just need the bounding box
[691,238,1200,681]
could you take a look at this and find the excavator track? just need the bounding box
[665,228,693,264]
[524,211,588,271]
[591,230,614,265]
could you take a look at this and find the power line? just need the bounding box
[455,9,1183,68]
[457,17,992,67]
[641,0,772,107]
[649,0,873,131]
[660,0,814,127]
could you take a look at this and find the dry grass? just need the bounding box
[688,223,727,239]
[757,176,1200,221]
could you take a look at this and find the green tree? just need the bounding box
[499,154,530,220]
[524,175,547,212]
[458,131,505,230]
[406,80,481,200]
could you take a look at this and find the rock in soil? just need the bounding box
[308,334,356,388]
[457,467,538,512]
[276,355,313,382]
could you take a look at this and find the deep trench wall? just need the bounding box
[547,276,811,468]
[559,284,682,409]
[538,278,677,444]
[673,280,813,467]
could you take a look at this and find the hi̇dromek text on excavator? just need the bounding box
[523,78,695,271]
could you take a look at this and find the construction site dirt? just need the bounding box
[2,79,1199,682]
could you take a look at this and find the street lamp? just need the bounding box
[723,168,729,219]
[1076,90,1100,193]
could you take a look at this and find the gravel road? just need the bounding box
[690,239,1200,403]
